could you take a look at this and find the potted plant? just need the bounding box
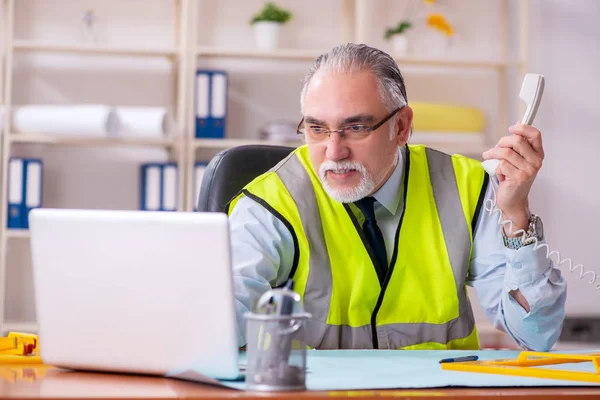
[250,2,293,50]
[384,21,413,56]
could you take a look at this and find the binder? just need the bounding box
[23,159,43,229]
[140,163,161,211]
[6,157,43,229]
[195,71,210,138]
[210,71,228,138]
[161,163,178,212]
[193,162,207,211]
[7,158,23,228]
[195,70,228,139]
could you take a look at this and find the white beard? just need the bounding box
[318,159,376,203]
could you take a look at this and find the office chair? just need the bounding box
[197,144,296,213]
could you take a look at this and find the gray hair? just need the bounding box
[300,43,408,115]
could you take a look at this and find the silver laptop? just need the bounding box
[29,208,241,381]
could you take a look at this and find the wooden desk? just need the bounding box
[1,365,600,399]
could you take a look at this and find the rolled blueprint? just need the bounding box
[115,106,173,138]
[12,104,120,136]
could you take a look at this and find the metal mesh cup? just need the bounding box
[244,289,311,391]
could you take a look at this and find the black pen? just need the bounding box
[439,355,479,364]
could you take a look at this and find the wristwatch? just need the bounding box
[502,214,544,249]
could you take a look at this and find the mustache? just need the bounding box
[319,160,365,174]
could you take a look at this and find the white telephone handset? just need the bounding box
[481,73,599,290]
[481,73,545,177]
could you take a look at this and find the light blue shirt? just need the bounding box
[229,147,567,351]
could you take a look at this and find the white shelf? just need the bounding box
[3,321,38,334]
[196,47,323,61]
[13,40,178,58]
[395,56,521,69]
[5,229,30,239]
[196,46,521,69]
[9,133,176,147]
[193,138,302,149]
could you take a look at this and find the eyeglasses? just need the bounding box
[296,107,402,142]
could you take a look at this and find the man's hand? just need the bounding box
[482,122,544,237]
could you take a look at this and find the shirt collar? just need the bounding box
[371,146,405,215]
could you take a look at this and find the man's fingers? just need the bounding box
[495,135,543,171]
[509,122,544,159]
[482,147,533,174]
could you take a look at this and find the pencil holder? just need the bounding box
[244,288,311,391]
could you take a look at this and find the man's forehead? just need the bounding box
[303,69,385,118]
[307,68,377,89]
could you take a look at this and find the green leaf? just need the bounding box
[250,2,293,24]
[383,20,412,39]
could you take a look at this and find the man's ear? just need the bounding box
[395,106,413,147]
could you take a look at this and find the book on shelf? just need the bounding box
[7,157,43,229]
[195,70,228,139]
[140,162,178,212]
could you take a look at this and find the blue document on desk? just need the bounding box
[168,349,600,391]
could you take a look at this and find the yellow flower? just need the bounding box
[427,13,453,36]
[427,14,444,28]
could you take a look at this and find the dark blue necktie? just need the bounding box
[355,196,388,275]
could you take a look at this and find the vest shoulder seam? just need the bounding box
[243,151,300,191]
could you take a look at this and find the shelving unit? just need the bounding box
[0,0,191,334]
[0,0,529,334]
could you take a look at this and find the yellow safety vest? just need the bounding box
[228,144,488,350]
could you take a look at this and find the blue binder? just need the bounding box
[22,158,43,229]
[161,163,178,212]
[6,157,43,229]
[140,162,178,211]
[7,158,24,228]
[195,70,228,139]
[140,163,162,211]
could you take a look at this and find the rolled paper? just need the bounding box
[12,104,121,136]
[115,106,174,138]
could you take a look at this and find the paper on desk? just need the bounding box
[182,349,600,391]
[166,369,237,388]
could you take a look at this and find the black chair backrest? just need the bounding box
[197,144,296,213]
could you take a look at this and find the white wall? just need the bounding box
[3,1,599,327]
[526,0,600,316]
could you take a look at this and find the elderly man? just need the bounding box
[226,43,566,351]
